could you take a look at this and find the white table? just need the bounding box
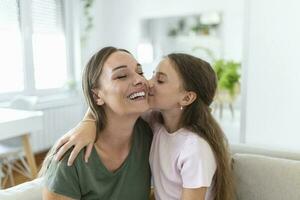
[0,108,43,178]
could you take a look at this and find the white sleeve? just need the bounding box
[177,136,217,188]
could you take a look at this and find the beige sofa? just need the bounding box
[0,144,300,200]
[231,144,300,200]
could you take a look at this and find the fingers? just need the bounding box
[68,144,83,166]
[84,143,94,163]
[54,135,70,152]
[54,141,74,162]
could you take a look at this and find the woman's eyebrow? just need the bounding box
[112,65,127,71]
[113,63,141,72]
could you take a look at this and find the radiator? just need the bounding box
[30,101,85,153]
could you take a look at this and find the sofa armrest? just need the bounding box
[233,153,300,200]
[0,178,43,200]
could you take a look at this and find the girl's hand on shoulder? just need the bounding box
[54,120,97,166]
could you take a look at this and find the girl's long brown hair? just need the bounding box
[167,53,235,200]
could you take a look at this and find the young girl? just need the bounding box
[54,53,235,200]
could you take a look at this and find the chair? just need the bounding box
[0,144,32,189]
[0,96,38,188]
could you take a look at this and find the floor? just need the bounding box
[2,150,48,189]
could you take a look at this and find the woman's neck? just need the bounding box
[94,113,139,172]
[161,109,182,133]
[97,113,139,148]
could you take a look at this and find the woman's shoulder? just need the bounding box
[50,147,86,170]
[43,147,88,186]
[136,117,153,133]
[43,148,83,199]
[134,117,154,144]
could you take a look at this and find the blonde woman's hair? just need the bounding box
[39,46,131,176]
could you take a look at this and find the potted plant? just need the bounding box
[192,46,241,118]
[213,59,240,97]
[213,59,241,119]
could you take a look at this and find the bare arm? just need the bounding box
[181,187,207,200]
[54,108,97,165]
[43,188,75,200]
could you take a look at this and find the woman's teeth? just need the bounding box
[129,91,145,100]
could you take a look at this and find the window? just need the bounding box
[32,0,68,90]
[0,0,70,98]
[0,0,24,93]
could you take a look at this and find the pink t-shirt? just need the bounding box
[149,123,217,200]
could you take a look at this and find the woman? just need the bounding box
[41,46,153,200]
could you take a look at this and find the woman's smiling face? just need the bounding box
[93,51,149,116]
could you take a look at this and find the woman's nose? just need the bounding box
[133,73,146,86]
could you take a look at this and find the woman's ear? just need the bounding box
[180,91,197,107]
[92,89,104,105]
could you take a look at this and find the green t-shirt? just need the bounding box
[45,118,153,200]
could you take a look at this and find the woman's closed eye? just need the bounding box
[116,71,144,79]
[116,74,128,79]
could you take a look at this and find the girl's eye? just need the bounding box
[138,72,144,76]
[157,80,164,84]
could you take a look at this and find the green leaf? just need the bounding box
[212,59,241,97]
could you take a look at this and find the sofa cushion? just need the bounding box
[233,153,300,200]
[0,178,43,200]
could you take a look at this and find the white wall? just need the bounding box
[79,0,105,65]
[137,0,224,19]
[81,0,244,62]
[80,0,141,64]
[138,0,244,61]
[222,0,244,61]
[243,0,300,151]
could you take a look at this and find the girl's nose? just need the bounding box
[148,79,154,88]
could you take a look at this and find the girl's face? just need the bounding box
[93,51,149,116]
[148,58,186,111]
